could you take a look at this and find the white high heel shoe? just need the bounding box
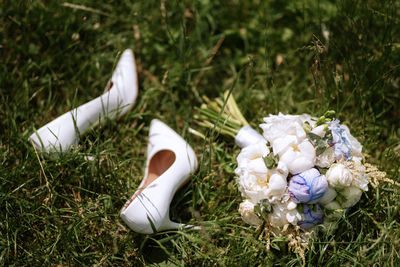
[120,119,198,234]
[29,49,138,153]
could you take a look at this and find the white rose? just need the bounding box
[315,147,335,168]
[268,202,302,227]
[318,187,337,205]
[239,200,261,226]
[338,186,362,208]
[279,139,316,174]
[326,163,353,188]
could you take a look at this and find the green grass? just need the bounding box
[1,0,400,265]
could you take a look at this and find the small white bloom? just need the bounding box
[326,163,353,188]
[279,139,316,174]
[311,125,327,137]
[318,187,337,205]
[315,147,335,168]
[338,186,362,208]
[239,200,261,226]
[265,170,288,201]
[276,161,289,177]
[287,200,297,210]
[268,202,302,227]
[351,160,369,191]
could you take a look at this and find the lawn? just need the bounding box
[1,0,400,265]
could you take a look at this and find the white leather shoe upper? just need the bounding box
[120,119,198,234]
[29,49,138,153]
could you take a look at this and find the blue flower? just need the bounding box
[288,168,328,204]
[298,204,323,229]
[328,119,353,161]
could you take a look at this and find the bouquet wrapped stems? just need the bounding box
[193,90,264,147]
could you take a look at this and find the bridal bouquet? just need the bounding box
[192,90,388,256]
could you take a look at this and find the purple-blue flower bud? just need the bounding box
[288,168,328,204]
[298,204,324,229]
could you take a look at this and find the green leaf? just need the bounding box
[336,192,347,204]
[254,205,262,218]
[263,152,279,169]
[147,215,158,234]
[260,199,273,214]
[308,132,329,156]
[317,167,328,175]
[324,110,336,119]
[297,204,304,214]
[324,129,333,144]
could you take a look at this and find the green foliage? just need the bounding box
[1,0,400,265]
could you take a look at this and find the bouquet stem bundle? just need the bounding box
[194,90,249,138]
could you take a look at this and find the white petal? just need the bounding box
[311,125,326,137]
[318,187,337,205]
[272,135,298,155]
[323,200,342,210]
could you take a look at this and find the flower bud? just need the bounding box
[326,163,353,188]
[298,204,324,229]
[288,168,328,204]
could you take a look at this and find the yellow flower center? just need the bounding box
[256,173,271,189]
[291,144,300,152]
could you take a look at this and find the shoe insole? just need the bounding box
[123,150,176,210]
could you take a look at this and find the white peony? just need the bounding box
[260,113,313,144]
[338,186,362,208]
[259,113,317,174]
[326,163,353,188]
[268,201,302,227]
[239,200,261,226]
[315,147,335,168]
[278,139,316,174]
[235,141,288,203]
[236,141,270,168]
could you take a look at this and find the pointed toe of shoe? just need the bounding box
[110,49,139,110]
[28,115,79,153]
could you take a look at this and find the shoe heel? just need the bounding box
[160,219,200,231]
